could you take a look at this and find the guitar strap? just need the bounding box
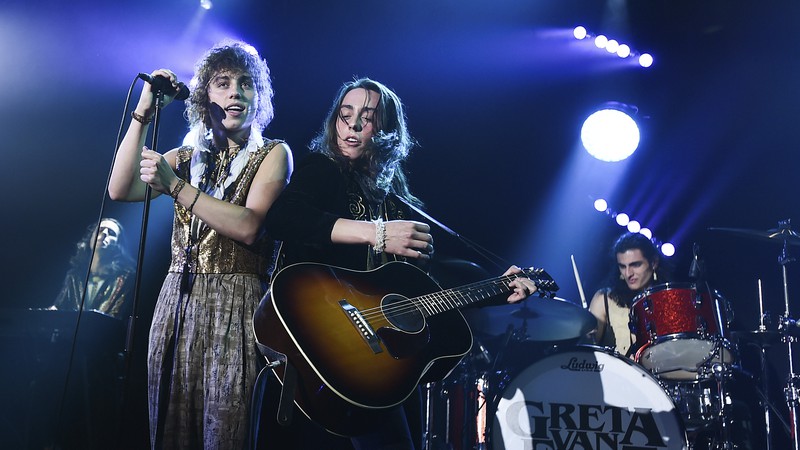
[256,340,297,426]
[277,362,298,426]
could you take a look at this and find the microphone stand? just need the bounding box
[115,88,166,445]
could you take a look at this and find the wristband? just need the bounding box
[131,110,153,125]
[188,187,201,213]
[170,179,186,199]
[373,218,386,254]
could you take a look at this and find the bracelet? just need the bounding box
[170,179,186,199]
[131,110,153,125]
[187,187,201,214]
[373,218,386,254]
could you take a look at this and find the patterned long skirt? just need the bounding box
[147,272,265,450]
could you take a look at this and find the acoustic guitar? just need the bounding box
[253,260,558,436]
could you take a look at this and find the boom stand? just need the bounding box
[116,87,164,447]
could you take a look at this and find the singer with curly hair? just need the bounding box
[109,39,292,449]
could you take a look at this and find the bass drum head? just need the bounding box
[492,346,687,449]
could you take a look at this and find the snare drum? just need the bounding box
[630,283,735,380]
[492,346,687,449]
[661,378,723,433]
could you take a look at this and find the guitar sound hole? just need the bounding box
[381,294,424,332]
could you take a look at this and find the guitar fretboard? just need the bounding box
[413,270,556,318]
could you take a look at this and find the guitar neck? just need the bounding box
[414,271,550,318]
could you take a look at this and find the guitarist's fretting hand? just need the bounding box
[504,265,539,303]
[383,220,434,259]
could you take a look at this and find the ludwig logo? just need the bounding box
[561,357,604,372]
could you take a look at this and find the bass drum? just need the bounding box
[491,346,687,450]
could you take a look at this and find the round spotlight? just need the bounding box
[581,105,641,162]
[200,0,213,9]
[627,221,641,233]
[615,213,630,226]
[594,198,608,212]
[616,44,631,58]
[639,53,654,68]
[594,35,608,49]
[660,242,675,257]
[639,228,652,239]
[606,39,619,54]
[573,26,587,40]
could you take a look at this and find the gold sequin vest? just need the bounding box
[167,141,280,278]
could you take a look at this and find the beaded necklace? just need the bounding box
[176,143,243,233]
[202,144,242,191]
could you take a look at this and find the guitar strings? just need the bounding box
[357,276,517,323]
[355,273,541,324]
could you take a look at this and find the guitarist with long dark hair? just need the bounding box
[258,78,540,449]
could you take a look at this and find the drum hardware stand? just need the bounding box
[421,381,438,450]
[709,362,735,450]
[746,314,793,450]
[755,287,777,450]
[774,220,800,450]
[757,323,795,450]
[488,324,517,376]
[708,221,800,449]
[757,329,774,450]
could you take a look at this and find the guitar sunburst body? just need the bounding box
[253,261,557,436]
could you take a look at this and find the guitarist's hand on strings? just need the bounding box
[383,220,434,259]
[504,265,538,303]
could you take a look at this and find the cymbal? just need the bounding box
[708,226,800,246]
[462,297,597,342]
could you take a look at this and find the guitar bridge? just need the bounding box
[339,300,383,354]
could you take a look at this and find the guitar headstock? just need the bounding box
[521,267,559,298]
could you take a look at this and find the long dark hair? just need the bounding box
[309,78,421,206]
[605,232,670,306]
[69,218,134,275]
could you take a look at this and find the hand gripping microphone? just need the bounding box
[138,73,190,101]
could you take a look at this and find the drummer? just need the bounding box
[588,231,670,357]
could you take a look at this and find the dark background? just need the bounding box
[2,0,799,447]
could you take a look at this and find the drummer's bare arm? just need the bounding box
[504,265,539,303]
[588,290,608,342]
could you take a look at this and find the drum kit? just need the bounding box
[422,221,800,450]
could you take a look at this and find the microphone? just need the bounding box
[688,242,704,280]
[475,340,492,364]
[137,73,190,101]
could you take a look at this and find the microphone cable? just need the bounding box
[52,74,151,448]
